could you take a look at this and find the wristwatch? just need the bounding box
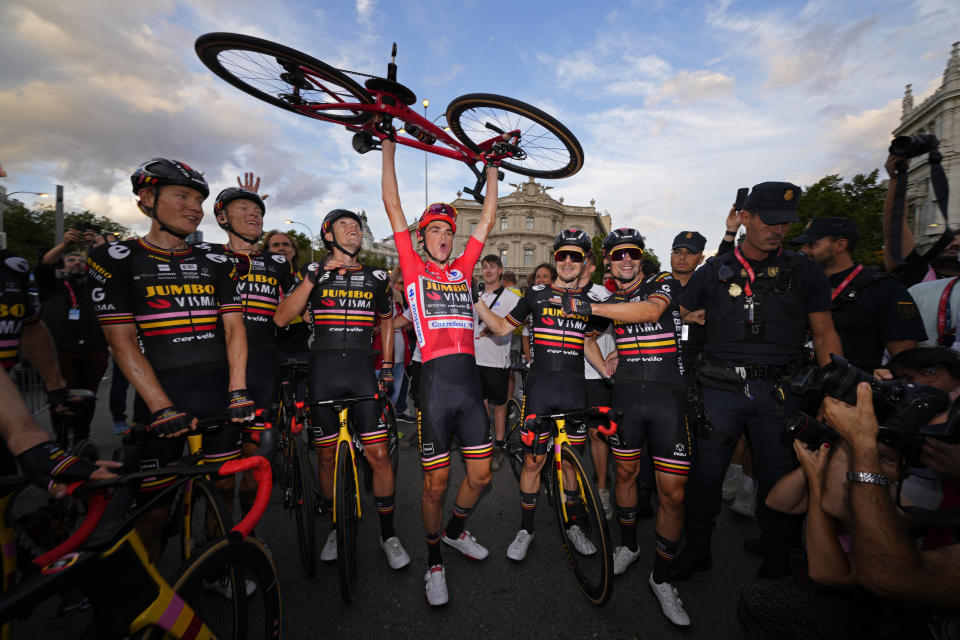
[846,471,888,487]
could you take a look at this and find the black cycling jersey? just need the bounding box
[87,239,243,375]
[600,272,685,387]
[0,251,39,372]
[505,283,602,379]
[197,245,297,348]
[296,263,392,354]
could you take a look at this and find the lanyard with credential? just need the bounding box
[63,280,81,320]
[937,277,960,348]
[830,264,864,301]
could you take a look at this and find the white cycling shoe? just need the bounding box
[441,530,489,560]
[380,536,411,570]
[506,529,534,561]
[424,565,449,606]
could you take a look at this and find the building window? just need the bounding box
[553,220,558,233]
[526,216,534,230]
[470,222,477,234]
[499,248,508,263]
[500,216,508,231]
[523,248,534,267]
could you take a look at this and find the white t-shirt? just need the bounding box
[584,283,614,380]
[908,276,960,352]
[473,285,520,368]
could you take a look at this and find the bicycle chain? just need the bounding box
[336,68,380,80]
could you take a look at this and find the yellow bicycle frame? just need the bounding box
[551,418,588,523]
[332,406,363,523]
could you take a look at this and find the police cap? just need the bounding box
[790,217,859,245]
[742,181,801,225]
[672,231,707,253]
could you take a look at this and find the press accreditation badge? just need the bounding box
[68,308,80,321]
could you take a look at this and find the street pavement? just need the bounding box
[21,376,766,639]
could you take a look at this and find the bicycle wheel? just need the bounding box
[196,32,374,124]
[552,443,613,606]
[503,407,526,483]
[446,93,584,179]
[381,400,400,476]
[180,477,230,564]
[271,404,292,489]
[161,536,281,640]
[290,436,316,578]
[335,439,359,604]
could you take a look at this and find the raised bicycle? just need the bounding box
[195,33,584,202]
[520,406,620,606]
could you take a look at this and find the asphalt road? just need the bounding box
[20,375,764,639]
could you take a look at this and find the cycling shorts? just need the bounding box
[132,367,241,494]
[244,346,279,438]
[308,352,381,450]
[477,365,510,405]
[418,353,491,471]
[609,382,692,476]
[584,378,613,430]
[520,374,587,456]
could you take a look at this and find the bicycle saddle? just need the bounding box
[364,77,416,106]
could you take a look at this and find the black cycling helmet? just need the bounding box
[321,209,363,257]
[131,157,208,239]
[554,228,592,253]
[214,187,266,245]
[130,157,209,199]
[214,187,265,216]
[602,228,645,255]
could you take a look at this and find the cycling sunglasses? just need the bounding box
[554,249,586,263]
[609,247,643,261]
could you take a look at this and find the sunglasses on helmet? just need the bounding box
[424,202,457,220]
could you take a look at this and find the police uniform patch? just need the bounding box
[767,267,779,277]
[897,301,917,318]
[784,189,794,201]
[728,283,742,297]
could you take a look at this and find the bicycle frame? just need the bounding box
[333,406,363,523]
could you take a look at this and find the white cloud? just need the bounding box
[648,69,735,105]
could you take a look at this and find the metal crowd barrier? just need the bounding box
[11,361,48,416]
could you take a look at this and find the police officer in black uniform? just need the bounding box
[675,182,843,579]
[792,216,926,371]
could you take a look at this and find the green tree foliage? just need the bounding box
[787,170,887,266]
[2,201,129,264]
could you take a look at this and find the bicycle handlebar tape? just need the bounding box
[33,493,109,568]
[521,415,538,448]
[593,406,619,437]
[220,456,272,541]
[17,442,98,491]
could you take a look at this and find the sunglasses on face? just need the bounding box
[554,249,586,264]
[609,247,643,261]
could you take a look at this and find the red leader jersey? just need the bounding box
[394,230,483,363]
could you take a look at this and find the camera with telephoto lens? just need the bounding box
[785,355,952,459]
[889,134,939,159]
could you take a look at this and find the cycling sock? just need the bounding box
[426,531,443,567]
[375,494,396,541]
[564,489,586,522]
[520,491,538,532]
[652,534,678,583]
[444,503,472,539]
[618,505,638,551]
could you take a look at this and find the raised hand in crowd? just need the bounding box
[237,171,269,200]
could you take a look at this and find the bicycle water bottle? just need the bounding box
[404,123,437,146]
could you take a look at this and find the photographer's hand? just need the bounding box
[725,206,740,234]
[823,382,879,450]
[920,438,960,480]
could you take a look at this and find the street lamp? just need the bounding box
[284,219,315,262]
[422,99,429,209]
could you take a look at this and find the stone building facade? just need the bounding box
[362,177,613,280]
[896,42,960,249]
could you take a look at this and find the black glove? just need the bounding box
[149,407,195,436]
[228,389,255,422]
[563,292,592,317]
[305,262,325,285]
[17,442,98,492]
[378,364,394,387]
[375,117,396,142]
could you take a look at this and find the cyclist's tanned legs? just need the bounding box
[655,471,686,543]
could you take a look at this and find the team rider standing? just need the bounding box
[275,208,409,570]
[381,132,501,606]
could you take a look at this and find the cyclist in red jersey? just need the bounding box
[381,134,501,606]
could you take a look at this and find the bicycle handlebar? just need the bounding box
[520,406,621,447]
[303,393,381,409]
[219,455,272,542]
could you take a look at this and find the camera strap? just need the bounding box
[890,151,950,265]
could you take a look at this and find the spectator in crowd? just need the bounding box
[908,265,960,351]
[474,255,519,471]
[263,230,311,399]
[36,229,109,441]
[521,263,557,362]
[793,216,926,371]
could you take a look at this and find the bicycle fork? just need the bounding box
[552,419,584,524]
[332,407,363,523]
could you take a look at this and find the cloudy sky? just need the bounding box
[1,0,957,257]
